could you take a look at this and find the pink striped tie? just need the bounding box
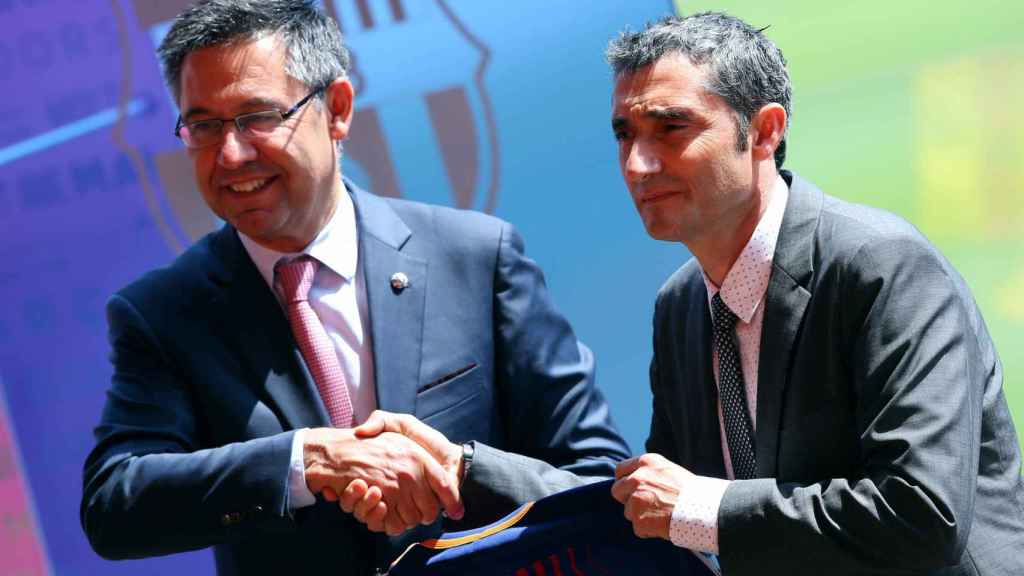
[274,256,354,428]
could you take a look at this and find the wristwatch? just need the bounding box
[459,441,475,486]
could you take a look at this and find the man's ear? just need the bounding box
[325,78,355,141]
[749,103,786,163]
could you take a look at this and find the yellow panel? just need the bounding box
[916,51,1024,242]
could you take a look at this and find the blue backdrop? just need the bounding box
[0,1,676,573]
[3,0,1022,574]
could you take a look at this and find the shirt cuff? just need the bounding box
[288,428,316,510]
[669,474,730,554]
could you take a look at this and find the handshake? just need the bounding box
[302,411,467,536]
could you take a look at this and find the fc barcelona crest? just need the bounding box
[328,0,501,214]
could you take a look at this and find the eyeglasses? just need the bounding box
[174,86,325,149]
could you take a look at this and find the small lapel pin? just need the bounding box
[390,272,410,293]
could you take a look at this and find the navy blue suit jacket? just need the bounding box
[81,182,629,574]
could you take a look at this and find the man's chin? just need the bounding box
[231,211,279,238]
[639,217,680,243]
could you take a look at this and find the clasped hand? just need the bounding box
[303,411,463,536]
[611,453,692,540]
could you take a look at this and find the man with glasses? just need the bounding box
[80,1,629,574]
[173,85,326,151]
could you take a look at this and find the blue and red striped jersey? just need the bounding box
[387,479,716,576]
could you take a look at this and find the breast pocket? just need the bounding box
[415,362,486,425]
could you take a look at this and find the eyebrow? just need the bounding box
[611,106,697,131]
[182,97,286,121]
[646,107,696,122]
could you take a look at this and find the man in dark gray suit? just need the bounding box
[608,13,1024,576]
[80,1,628,574]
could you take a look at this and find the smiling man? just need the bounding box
[607,12,1024,576]
[80,1,628,574]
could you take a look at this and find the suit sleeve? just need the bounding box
[81,294,296,559]
[645,298,676,458]
[718,236,983,575]
[461,222,631,522]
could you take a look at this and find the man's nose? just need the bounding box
[217,126,258,169]
[624,139,661,182]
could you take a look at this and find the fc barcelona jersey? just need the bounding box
[387,479,716,576]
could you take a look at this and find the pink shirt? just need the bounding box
[669,176,789,554]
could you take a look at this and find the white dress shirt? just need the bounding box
[238,190,375,509]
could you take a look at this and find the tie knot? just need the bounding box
[275,256,319,303]
[712,293,738,331]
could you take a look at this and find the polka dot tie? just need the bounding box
[711,293,757,479]
[275,256,354,428]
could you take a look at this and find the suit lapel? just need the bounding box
[208,226,331,429]
[755,171,820,476]
[350,184,427,416]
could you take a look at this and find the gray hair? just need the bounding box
[606,12,792,168]
[158,0,350,103]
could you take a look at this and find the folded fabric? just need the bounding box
[387,479,713,575]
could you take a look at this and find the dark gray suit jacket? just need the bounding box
[81,182,629,575]
[648,171,1024,576]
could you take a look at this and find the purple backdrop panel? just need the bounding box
[0,384,48,576]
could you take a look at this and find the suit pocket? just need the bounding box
[415,363,482,420]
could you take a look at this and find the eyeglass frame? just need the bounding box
[173,85,327,149]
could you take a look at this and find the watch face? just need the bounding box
[459,441,474,484]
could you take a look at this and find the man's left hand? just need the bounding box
[611,453,692,540]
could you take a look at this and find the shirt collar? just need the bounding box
[238,189,358,290]
[702,174,789,324]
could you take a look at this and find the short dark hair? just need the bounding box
[158,0,350,103]
[606,12,792,168]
